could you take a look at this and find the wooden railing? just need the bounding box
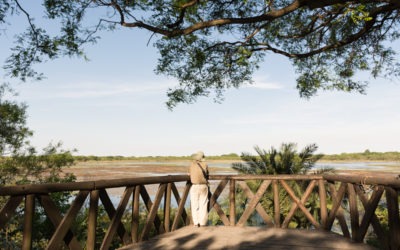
[0,173,399,249]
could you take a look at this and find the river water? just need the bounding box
[119,160,400,174]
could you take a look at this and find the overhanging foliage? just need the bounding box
[1,0,400,108]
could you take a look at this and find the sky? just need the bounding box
[1,4,400,157]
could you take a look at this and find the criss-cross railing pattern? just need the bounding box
[323,174,400,249]
[210,174,399,249]
[0,176,191,249]
[0,174,399,249]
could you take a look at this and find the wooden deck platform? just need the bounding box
[119,226,377,250]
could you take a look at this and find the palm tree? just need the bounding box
[232,143,323,175]
[232,143,331,228]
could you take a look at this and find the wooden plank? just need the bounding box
[0,195,23,228]
[326,182,346,227]
[47,191,89,250]
[347,183,359,240]
[0,182,95,196]
[164,183,172,232]
[171,182,192,231]
[209,179,230,226]
[211,198,230,226]
[0,175,324,197]
[119,226,377,250]
[323,174,400,188]
[229,179,236,226]
[131,185,141,243]
[99,189,130,244]
[273,180,280,228]
[356,186,385,243]
[139,185,165,234]
[101,187,134,249]
[22,195,35,250]
[354,185,388,248]
[237,180,273,227]
[318,179,327,229]
[171,181,191,231]
[211,175,323,181]
[281,180,318,228]
[37,194,81,249]
[281,180,320,229]
[0,175,190,196]
[87,190,99,250]
[327,183,350,238]
[385,186,400,249]
[326,183,347,231]
[209,179,228,208]
[140,184,167,241]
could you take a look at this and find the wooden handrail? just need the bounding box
[211,174,324,180]
[0,173,399,249]
[323,173,400,188]
[0,175,189,196]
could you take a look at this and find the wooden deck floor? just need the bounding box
[119,226,377,250]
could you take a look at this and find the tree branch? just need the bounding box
[121,0,303,37]
[251,3,398,59]
[14,0,40,46]
[166,0,200,29]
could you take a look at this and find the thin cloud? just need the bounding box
[57,84,164,99]
[246,82,283,90]
[244,75,284,90]
[16,80,173,100]
[222,116,281,125]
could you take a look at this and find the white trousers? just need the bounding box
[190,184,209,226]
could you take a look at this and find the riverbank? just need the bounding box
[64,159,399,183]
[73,151,400,163]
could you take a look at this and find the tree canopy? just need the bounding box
[0,84,31,155]
[0,84,76,186]
[1,0,400,108]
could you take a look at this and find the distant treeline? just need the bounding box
[321,150,400,161]
[74,151,400,162]
[73,153,241,162]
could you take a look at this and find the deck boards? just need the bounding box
[119,226,377,250]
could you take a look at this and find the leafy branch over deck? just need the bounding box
[1,0,400,108]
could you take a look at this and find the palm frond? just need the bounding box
[233,143,323,175]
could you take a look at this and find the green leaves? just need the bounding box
[0,84,76,186]
[3,0,98,81]
[0,84,32,156]
[2,1,400,107]
[344,4,373,24]
[232,143,323,175]
[156,35,258,109]
[232,143,328,228]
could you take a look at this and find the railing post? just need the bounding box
[318,179,327,230]
[229,179,235,226]
[164,183,172,232]
[132,185,140,243]
[171,181,191,231]
[347,183,359,240]
[272,180,280,228]
[385,186,400,249]
[87,190,99,250]
[22,194,35,250]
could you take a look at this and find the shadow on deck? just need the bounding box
[119,226,377,250]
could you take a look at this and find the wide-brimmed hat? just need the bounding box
[192,151,205,161]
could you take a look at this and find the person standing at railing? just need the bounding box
[189,151,209,227]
